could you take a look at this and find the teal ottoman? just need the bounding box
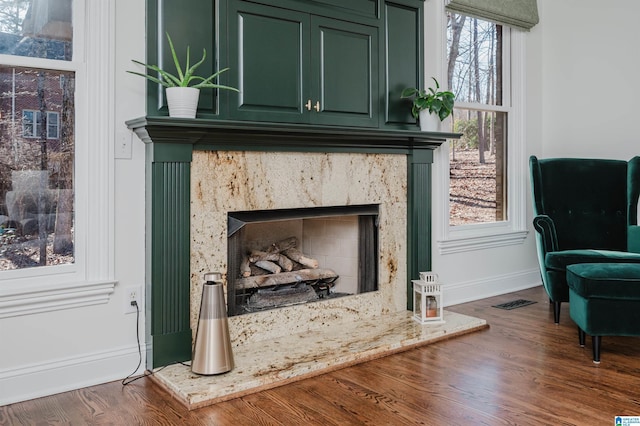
[566,263,640,363]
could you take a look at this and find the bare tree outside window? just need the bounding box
[447,12,507,226]
[0,0,30,34]
[0,0,75,271]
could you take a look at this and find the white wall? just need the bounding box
[0,1,147,406]
[539,0,640,160]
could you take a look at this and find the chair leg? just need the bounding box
[578,327,585,347]
[553,301,561,324]
[592,335,602,364]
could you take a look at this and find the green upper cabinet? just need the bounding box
[228,0,379,127]
[146,0,424,129]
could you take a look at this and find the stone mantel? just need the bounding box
[127,116,458,368]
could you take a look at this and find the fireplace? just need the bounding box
[227,204,379,315]
[190,150,408,346]
[127,117,449,367]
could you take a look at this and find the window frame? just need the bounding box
[0,0,116,318]
[434,7,528,255]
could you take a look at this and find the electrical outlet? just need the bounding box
[124,286,142,314]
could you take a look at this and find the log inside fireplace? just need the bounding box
[227,204,379,316]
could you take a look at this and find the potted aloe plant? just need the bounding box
[128,33,239,118]
[401,77,455,131]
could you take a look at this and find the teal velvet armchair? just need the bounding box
[529,156,640,323]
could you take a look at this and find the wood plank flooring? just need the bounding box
[2,286,640,425]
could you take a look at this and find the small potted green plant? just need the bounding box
[401,77,455,131]
[128,33,239,118]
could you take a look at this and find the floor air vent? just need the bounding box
[492,299,537,310]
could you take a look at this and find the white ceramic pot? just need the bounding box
[165,87,200,118]
[418,109,441,132]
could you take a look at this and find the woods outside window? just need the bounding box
[446,12,509,227]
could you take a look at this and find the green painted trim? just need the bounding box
[127,117,457,154]
[149,160,192,367]
[145,0,160,116]
[152,330,193,367]
[150,143,193,163]
[406,150,433,310]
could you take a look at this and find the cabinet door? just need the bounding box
[384,0,423,128]
[228,1,310,123]
[310,17,379,127]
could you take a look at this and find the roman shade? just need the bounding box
[445,0,539,31]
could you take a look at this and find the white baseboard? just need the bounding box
[0,344,146,406]
[444,268,542,307]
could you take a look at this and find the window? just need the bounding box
[447,13,508,226]
[0,0,75,271]
[22,110,62,139]
[1,0,115,318]
[435,6,528,253]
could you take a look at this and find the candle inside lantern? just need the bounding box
[426,295,438,317]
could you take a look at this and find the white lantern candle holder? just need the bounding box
[412,272,445,324]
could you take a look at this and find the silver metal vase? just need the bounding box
[191,272,234,375]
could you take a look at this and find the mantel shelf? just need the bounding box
[126,117,460,154]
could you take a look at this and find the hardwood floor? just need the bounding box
[2,286,640,425]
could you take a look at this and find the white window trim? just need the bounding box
[0,0,116,318]
[433,8,529,255]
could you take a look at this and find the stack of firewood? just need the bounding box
[236,236,338,290]
[240,236,318,277]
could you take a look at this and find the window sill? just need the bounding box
[0,279,117,319]
[437,229,528,255]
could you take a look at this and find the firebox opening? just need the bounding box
[227,204,379,316]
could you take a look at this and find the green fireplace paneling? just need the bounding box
[149,147,193,367]
[406,149,434,310]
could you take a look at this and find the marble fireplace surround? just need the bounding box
[192,150,403,345]
[128,117,456,369]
